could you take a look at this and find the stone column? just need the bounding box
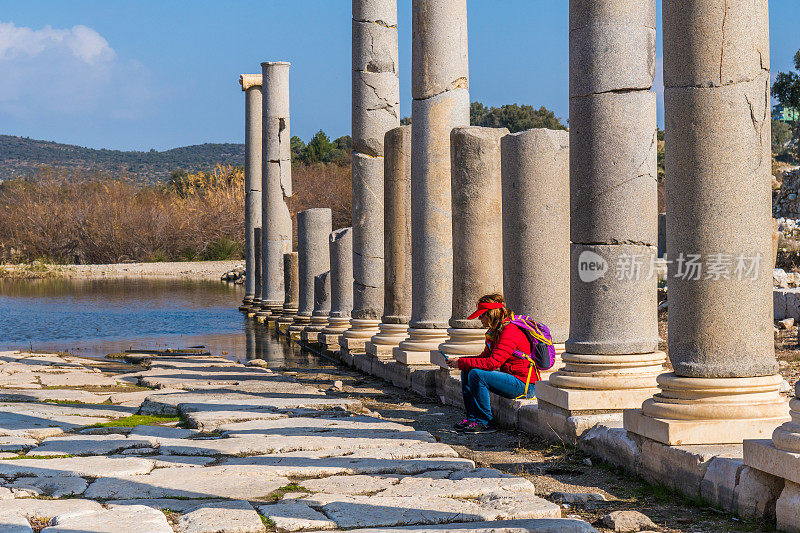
[321,228,354,351]
[430,126,506,368]
[340,0,401,355]
[239,74,262,312]
[626,0,788,445]
[501,128,570,379]
[289,208,332,339]
[302,271,331,343]
[276,252,299,334]
[367,126,412,358]
[249,228,262,318]
[534,0,666,415]
[393,0,470,365]
[256,61,293,320]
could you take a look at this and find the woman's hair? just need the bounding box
[478,293,512,339]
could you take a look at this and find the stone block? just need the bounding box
[489,394,531,429]
[410,367,438,398]
[536,382,658,413]
[735,466,784,520]
[777,481,800,533]
[344,519,598,532]
[743,439,800,486]
[578,426,641,474]
[700,456,745,512]
[353,354,374,375]
[388,362,412,389]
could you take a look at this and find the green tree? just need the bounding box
[772,49,800,159]
[302,130,335,164]
[290,136,306,164]
[470,101,567,133]
[773,119,793,156]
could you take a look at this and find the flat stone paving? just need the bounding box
[0,350,593,532]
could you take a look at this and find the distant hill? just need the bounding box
[0,135,245,183]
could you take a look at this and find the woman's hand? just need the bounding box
[446,357,459,369]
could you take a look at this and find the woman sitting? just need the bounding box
[446,293,543,434]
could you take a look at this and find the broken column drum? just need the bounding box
[341,0,401,353]
[290,208,333,336]
[276,252,299,333]
[367,126,412,358]
[257,61,293,318]
[394,0,471,365]
[321,228,354,347]
[626,0,788,445]
[302,271,331,343]
[239,74,263,311]
[432,126,506,368]
[501,128,570,378]
[535,0,665,412]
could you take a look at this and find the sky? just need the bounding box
[0,0,798,151]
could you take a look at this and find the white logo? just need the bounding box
[578,250,608,283]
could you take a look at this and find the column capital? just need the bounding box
[239,74,262,91]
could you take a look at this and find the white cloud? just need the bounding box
[0,21,152,120]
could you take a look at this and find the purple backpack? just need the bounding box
[507,315,556,371]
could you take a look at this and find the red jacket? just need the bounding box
[457,322,537,385]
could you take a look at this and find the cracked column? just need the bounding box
[239,74,262,312]
[340,0,401,356]
[501,128,570,379]
[626,0,788,445]
[256,61,293,320]
[321,228,354,352]
[366,126,412,358]
[393,0,470,365]
[535,0,666,416]
[302,271,331,343]
[431,126,506,368]
[289,208,332,340]
[276,252,299,335]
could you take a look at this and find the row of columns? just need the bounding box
[239,0,788,456]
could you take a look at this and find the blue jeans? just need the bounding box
[461,369,535,426]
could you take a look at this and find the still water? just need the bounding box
[0,278,304,364]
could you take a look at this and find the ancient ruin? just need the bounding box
[238,74,262,312]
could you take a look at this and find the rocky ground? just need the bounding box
[0,349,594,532]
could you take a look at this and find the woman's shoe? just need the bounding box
[453,418,472,431]
[461,421,496,434]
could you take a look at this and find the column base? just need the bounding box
[393,328,450,365]
[366,323,409,358]
[288,315,311,340]
[340,319,382,353]
[239,297,254,312]
[745,438,800,486]
[430,328,486,369]
[276,315,296,335]
[319,317,351,352]
[624,373,790,445]
[301,316,329,343]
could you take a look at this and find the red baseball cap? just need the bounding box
[467,302,504,320]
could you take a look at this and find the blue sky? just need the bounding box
[0,0,798,151]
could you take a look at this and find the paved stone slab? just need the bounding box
[217,415,419,436]
[258,501,336,532]
[37,372,118,388]
[107,498,225,512]
[84,465,290,500]
[346,520,598,532]
[108,388,184,406]
[0,374,41,389]
[0,437,37,452]
[148,455,217,468]
[0,402,136,438]
[28,434,152,456]
[176,500,266,533]
[43,504,172,533]
[299,492,560,528]
[0,514,32,533]
[377,469,535,498]
[0,498,103,519]
[299,474,400,495]
[0,389,111,404]
[6,475,88,497]
[0,456,154,479]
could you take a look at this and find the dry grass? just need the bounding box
[0,161,352,264]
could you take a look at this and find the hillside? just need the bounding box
[0,135,244,182]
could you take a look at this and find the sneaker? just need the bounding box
[453,418,471,431]
[461,421,496,434]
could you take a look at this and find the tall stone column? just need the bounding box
[394,0,470,365]
[535,0,666,414]
[321,228,354,351]
[340,0,401,355]
[239,74,262,312]
[256,61,293,320]
[367,126,412,358]
[430,126,506,368]
[626,0,788,445]
[290,208,332,339]
[250,228,262,318]
[501,128,570,379]
[302,271,331,343]
[276,252,299,334]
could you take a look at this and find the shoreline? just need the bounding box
[0,260,242,281]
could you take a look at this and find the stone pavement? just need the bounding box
[0,351,595,532]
